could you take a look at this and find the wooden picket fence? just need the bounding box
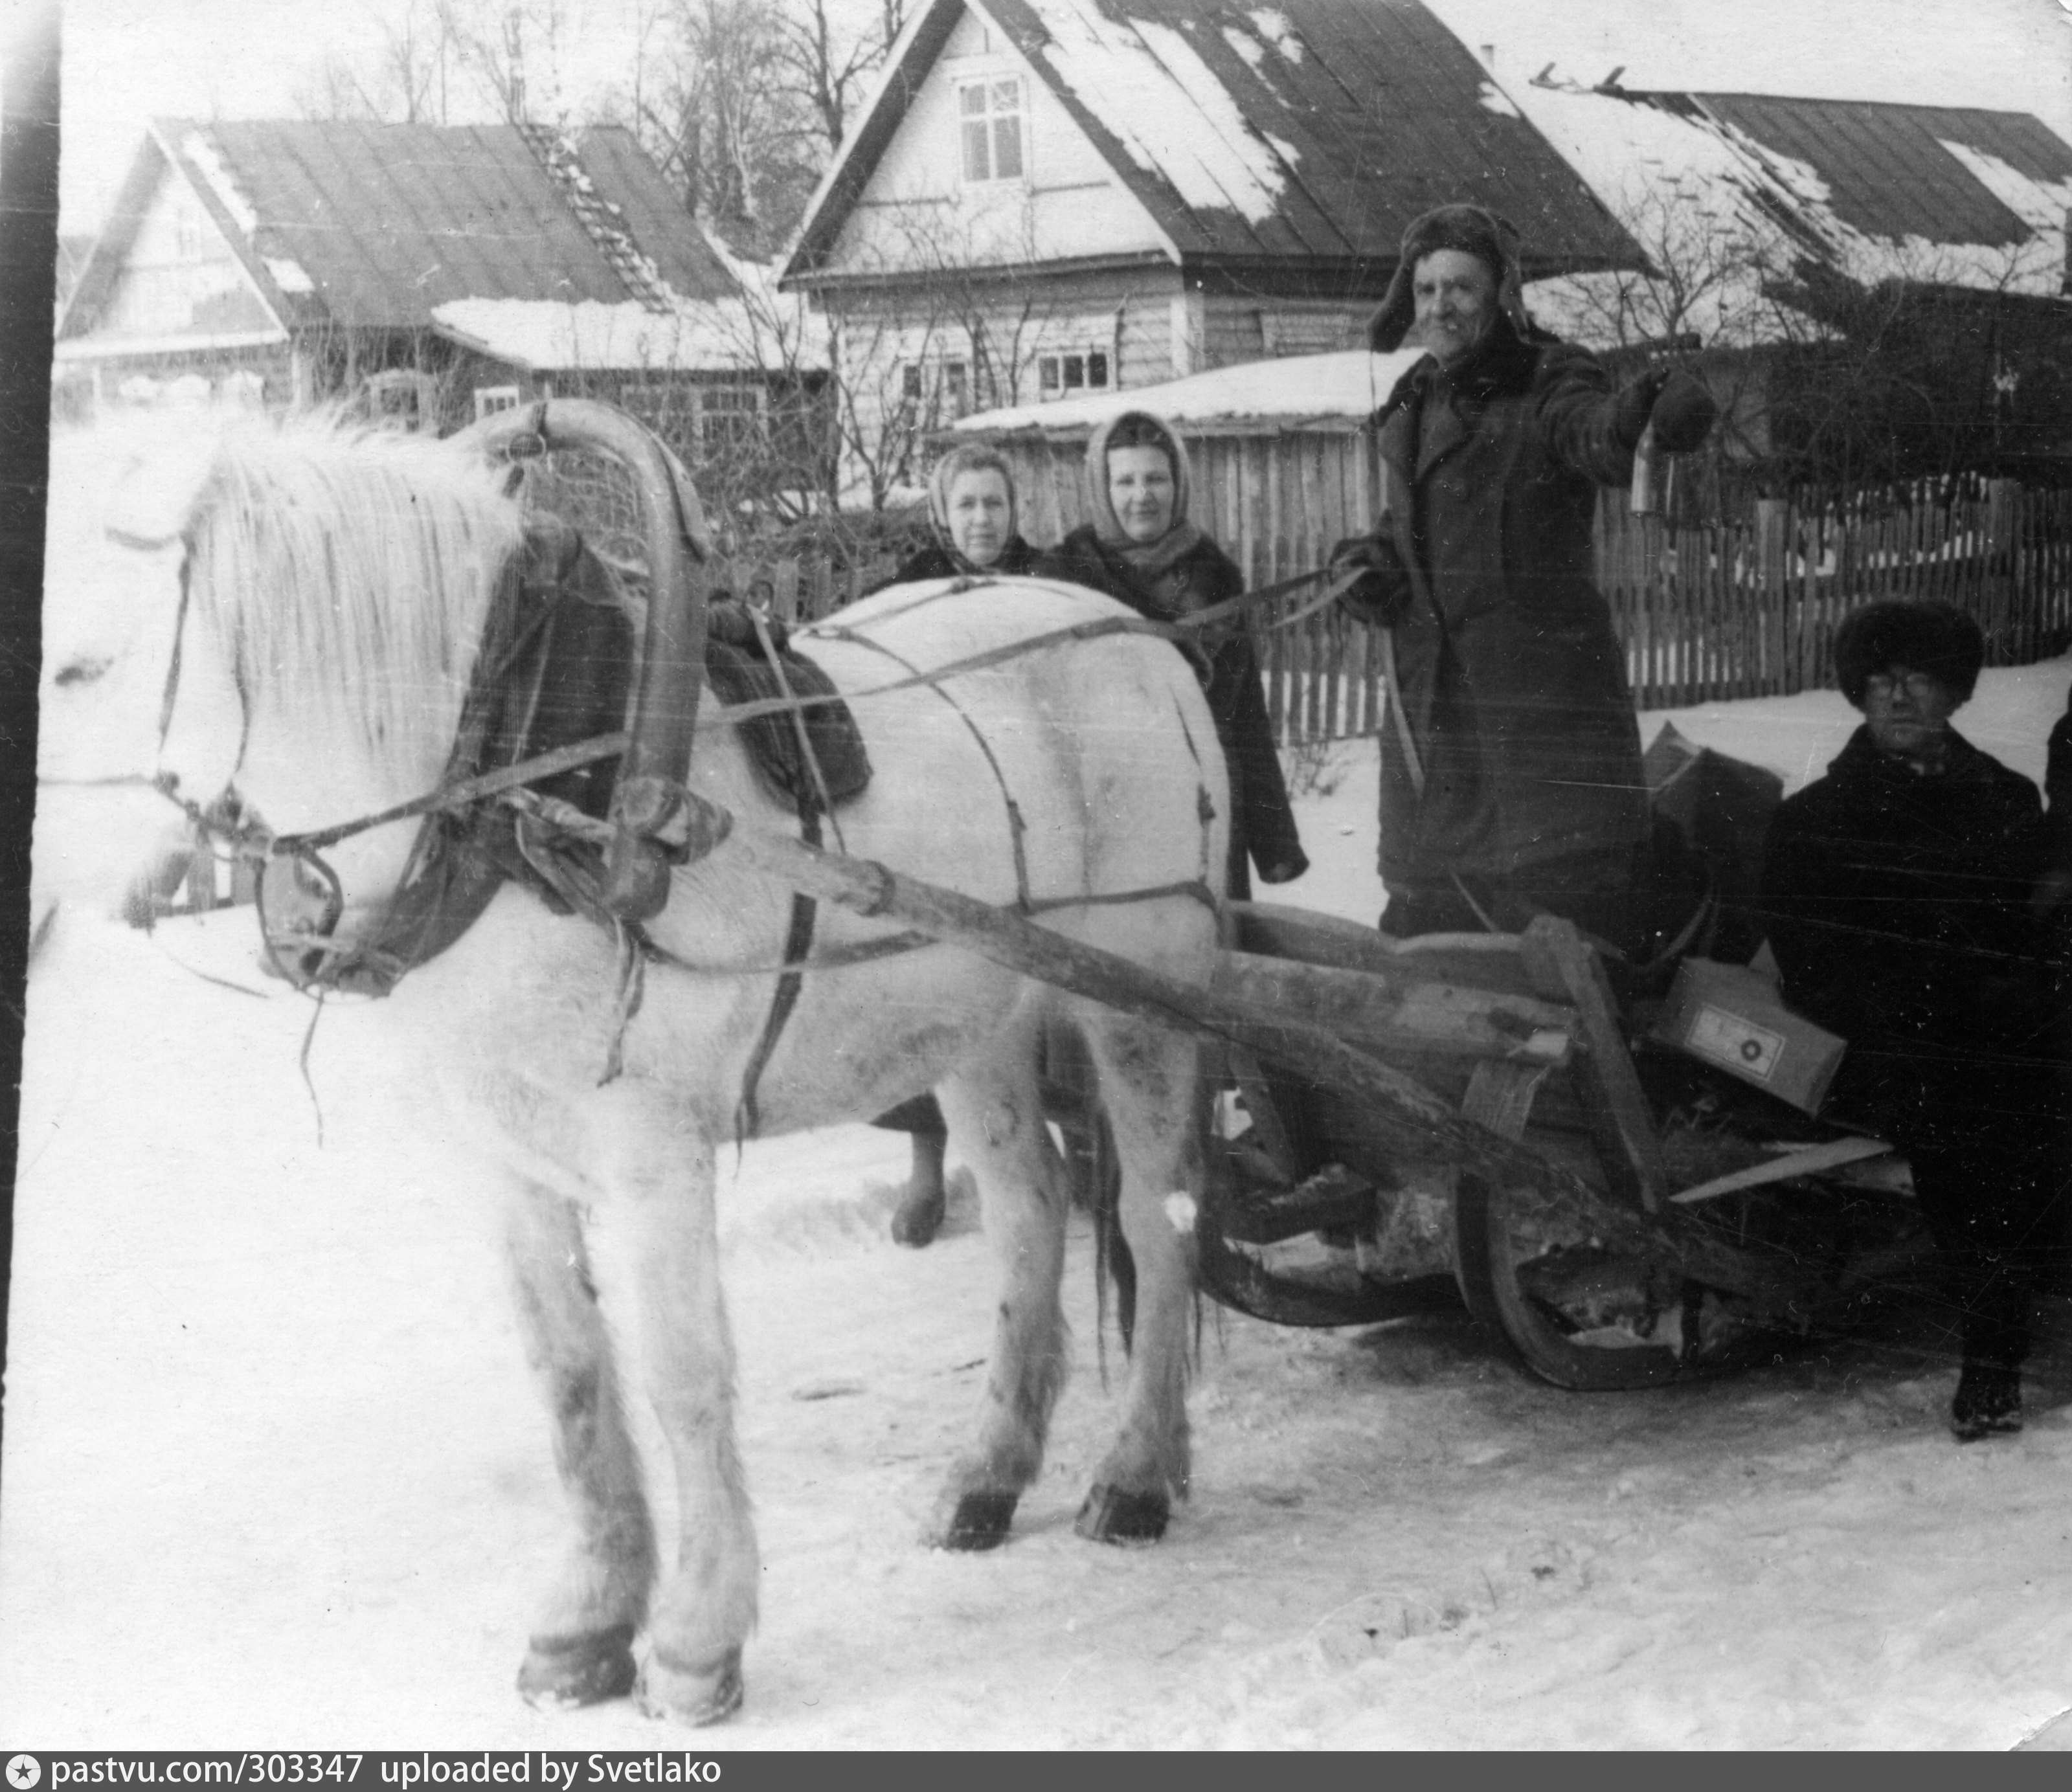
[1595,478,2072,711]
[1250,476,2072,743]
[530,435,2072,747]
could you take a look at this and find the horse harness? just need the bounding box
[147,528,1346,1120]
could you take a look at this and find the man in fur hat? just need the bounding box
[1759,601,2063,1440]
[1331,203,1716,951]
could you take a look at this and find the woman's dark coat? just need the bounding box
[873,534,1039,591]
[1343,320,1650,892]
[1037,527,1301,900]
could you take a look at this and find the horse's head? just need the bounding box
[119,414,525,972]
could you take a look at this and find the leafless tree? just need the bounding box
[292,0,461,124]
[772,0,906,153]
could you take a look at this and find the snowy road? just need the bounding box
[9,667,2072,1747]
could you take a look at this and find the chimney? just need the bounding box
[1479,43,1496,71]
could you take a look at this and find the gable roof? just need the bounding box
[953,345,1426,434]
[785,0,1640,283]
[1507,80,2072,345]
[61,118,741,343]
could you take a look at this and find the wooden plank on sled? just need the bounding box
[1229,901,1544,1000]
[673,792,1772,1299]
[1213,948,1577,1069]
[1520,915,1668,1215]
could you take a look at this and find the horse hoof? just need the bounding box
[936,1490,1019,1551]
[637,1645,744,1727]
[890,1187,946,1248]
[517,1622,638,1709]
[1075,1484,1168,1547]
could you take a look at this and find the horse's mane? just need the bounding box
[185,412,526,773]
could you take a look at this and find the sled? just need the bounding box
[616,769,1928,1392]
[1195,901,1933,1388]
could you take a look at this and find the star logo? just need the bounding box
[6,1758,41,1789]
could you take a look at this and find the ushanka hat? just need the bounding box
[1833,601,1985,706]
[1367,203,1532,353]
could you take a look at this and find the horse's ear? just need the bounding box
[104,427,223,549]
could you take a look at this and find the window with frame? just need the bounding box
[473,384,521,421]
[959,78,1025,183]
[697,382,765,456]
[1037,349,1111,400]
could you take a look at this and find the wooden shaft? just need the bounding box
[682,790,1759,1290]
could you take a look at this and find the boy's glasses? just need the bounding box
[1862,670,1944,700]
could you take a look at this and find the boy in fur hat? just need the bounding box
[1331,203,1715,952]
[1759,600,2064,1440]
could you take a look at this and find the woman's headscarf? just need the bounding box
[1084,410,1202,579]
[927,443,1019,570]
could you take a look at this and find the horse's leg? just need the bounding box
[504,1176,653,1708]
[599,1119,758,1727]
[930,1016,1071,1551]
[1072,1010,1201,1547]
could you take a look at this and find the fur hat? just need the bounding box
[1367,203,1531,353]
[1832,600,1984,706]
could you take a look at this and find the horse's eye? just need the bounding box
[54,657,109,688]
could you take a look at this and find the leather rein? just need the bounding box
[130,557,1357,998]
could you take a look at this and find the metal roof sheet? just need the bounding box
[788,0,1639,281]
[71,120,739,337]
[1693,95,2072,251]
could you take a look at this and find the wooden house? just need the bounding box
[780,0,1641,500]
[53,117,824,492]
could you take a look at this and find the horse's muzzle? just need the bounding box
[255,846,346,987]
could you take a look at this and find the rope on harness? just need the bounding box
[832,628,1035,910]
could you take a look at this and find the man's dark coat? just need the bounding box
[1346,320,1650,891]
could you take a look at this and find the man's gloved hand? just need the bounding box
[1649,370,1717,453]
[1257,847,1309,886]
[1328,534,1410,625]
[1613,366,1717,453]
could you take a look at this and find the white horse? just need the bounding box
[84,412,1226,1725]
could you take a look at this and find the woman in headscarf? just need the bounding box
[1038,410,1308,900]
[870,442,1039,1248]
[881,442,1038,586]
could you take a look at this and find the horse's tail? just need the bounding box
[1041,1018,1137,1367]
[1087,1112,1136,1364]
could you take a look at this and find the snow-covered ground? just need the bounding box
[10,613,2072,1747]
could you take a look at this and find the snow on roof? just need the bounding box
[1476,80,1520,120]
[1032,0,1288,223]
[54,327,289,363]
[431,293,825,375]
[180,130,259,238]
[1502,78,2072,330]
[953,347,1425,433]
[1936,136,2072,278]
[262,257,313,297]
[1522,269,1829,353]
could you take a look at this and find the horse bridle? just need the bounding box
[118,519,347,991]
